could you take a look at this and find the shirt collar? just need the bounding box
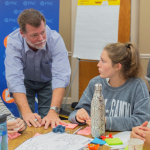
[24,38,47,53]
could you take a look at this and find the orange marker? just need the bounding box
[88,143,99,150]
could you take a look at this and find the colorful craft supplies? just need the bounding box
[77,127,91,135]
[52,125,65,133]
[88,143,99,150]
[91,137,106,145]
[124,146,128,150]
[65,123,78,129]
[101,134,113,140]
[105,137,123,145]
[33,133,42,137]
[8,133,21,140]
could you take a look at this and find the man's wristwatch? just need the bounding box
[50,106,60,114]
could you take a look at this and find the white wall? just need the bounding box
[71,0,140,103]
[131,0,140,46]
[71,0,79,103]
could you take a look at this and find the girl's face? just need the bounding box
[97,50,118,79]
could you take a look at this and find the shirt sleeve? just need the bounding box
[50,32,71,90]
[5,36,26,95]
[69,80,94,124]
[106,81,150,131]
[0,97,15,120]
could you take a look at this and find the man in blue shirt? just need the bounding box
[5,9,71,129]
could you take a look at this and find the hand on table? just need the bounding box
[23,112,41,128]
[7,118,26,134]
[41,110,67,129]
[140,127,150,147]
[130,121,148,142]
[76,108,90,124]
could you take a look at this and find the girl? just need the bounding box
[0,97,26,134]
[69,42,150,131]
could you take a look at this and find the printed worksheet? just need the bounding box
[15,132,93,150]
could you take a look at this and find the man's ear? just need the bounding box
[115,63,122,71]
[20,29,25,38]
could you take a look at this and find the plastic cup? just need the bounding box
[128,138,144,150]
[7,118,20,131]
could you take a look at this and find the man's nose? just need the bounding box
[38,34,44,41]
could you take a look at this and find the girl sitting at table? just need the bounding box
[0,97,27,134]
[69,42,150,131]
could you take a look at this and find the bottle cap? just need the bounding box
[0,113,11,123]
[94,83,102,91]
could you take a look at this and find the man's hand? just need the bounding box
[23,112,42,127]
[13,93,42,127]
[41,110,67,129]
[76,108,90,123]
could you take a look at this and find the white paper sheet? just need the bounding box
[15,132,93,150]
[105,131,131,149]
[73,4,119,60]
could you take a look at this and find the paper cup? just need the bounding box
[7,118,20,131]
[128,138,144,150]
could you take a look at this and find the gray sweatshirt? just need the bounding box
[69,76,150,131]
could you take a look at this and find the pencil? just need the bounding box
[73,126,83,135]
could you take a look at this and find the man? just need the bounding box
[5,9,71,129]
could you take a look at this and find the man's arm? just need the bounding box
[41,87,66,129]
[13,93,41,127]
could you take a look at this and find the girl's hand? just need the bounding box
[86,118,91,127]
[76,108,90,123]
[16,118,26,132]
[7,118,26,134]
[130,121,148,142]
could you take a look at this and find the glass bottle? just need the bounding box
[0,114,10,150]
[91,83,105,138]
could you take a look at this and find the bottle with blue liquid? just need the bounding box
[0,114,10,150]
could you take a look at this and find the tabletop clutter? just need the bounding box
[51,124,124,150]
[8,84,127,150]
[8,123,125,150]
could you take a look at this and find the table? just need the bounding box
[8,120,120,150]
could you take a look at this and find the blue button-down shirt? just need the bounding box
[5,25,71,94]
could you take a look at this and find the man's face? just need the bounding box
[20,20,47,50]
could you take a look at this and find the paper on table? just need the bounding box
[63,123,78,129]
[15,132,93,150]
[33,133,41,137]
[92,137,106,145]
[105,137,123,145]
[105,131,131,149]
[124,145,128,150]
[77,127,91,135]
[8,133,21,140]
